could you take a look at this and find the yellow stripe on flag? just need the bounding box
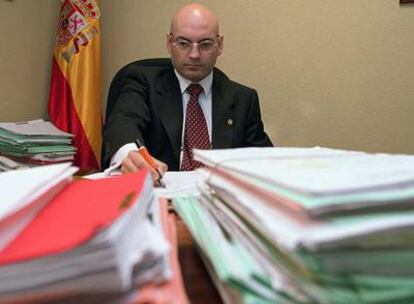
[50,0,102,169]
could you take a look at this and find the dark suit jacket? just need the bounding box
[102,58,273,170]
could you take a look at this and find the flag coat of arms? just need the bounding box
[48,0,102,171]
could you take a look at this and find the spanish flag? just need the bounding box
[48,0,102,171]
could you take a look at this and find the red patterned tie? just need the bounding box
[181,83,211,171]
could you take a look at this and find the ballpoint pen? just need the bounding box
[134,138,166,188]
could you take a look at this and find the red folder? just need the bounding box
[0,170,149,265]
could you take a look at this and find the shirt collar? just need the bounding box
[174,69,213,96]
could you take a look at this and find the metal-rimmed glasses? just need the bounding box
[169,34,220,53]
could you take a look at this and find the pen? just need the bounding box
[134,138,166,188]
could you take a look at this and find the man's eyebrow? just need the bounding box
[173,35,216,42]
[173,36,191,41]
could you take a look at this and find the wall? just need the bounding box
[0,0,59,121]
[1,0,414,154]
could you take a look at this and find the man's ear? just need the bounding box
[217,35,224,56]
[166,34,173,54]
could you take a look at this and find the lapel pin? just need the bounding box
[227,118,233,126]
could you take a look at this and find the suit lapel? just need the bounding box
[155,69,183,162]
[212,71,235,149]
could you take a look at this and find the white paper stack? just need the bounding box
[0,163,77,250]
[0,170,170,304]
[172,147,414,304]
[0,119,76,168]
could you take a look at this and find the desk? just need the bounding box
[175,216,223,304]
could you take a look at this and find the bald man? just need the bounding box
[102,3,272,182]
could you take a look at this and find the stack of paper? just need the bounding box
[0,119,76,168]
[173,147,414,304]
[0,163,77,251]
[0,170,172,303]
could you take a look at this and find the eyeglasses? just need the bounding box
[170,34,220,53]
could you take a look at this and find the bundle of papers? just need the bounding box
[0,119,76,168]
[0,163,77,251]
[173,147,414,304]
[0,169,172,303]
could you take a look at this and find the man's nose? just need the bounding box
[188,43,201,59]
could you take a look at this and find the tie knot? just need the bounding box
[187,83,203,98]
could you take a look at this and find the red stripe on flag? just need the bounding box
[48,58,99,171]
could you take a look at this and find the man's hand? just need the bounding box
[121,151,168,185]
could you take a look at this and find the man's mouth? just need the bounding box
[185,63,202,68]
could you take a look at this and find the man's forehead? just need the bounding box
[173,18,216,31]
[171,22,218,39]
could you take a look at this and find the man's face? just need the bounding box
[166,23,223,82]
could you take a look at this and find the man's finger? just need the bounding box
[121,158,137,174]
[122,152,148,173]
[154,159,168,175]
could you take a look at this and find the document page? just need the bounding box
[155,170,206,198]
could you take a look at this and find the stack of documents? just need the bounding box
[0,163,77,251]
[0,169,172,303]
[0,119,75,168]
[173,147,414,304]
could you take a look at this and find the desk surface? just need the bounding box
[175,217,223,304]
